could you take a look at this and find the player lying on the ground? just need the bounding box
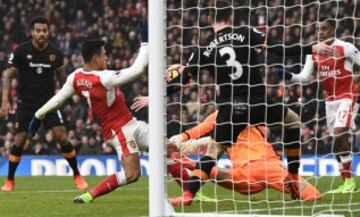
[277,17,360,194]
[28,22,149,204]
[168,111,321,206]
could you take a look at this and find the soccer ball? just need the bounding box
[165,64,184,82]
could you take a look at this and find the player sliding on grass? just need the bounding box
[167,111,321,202]
[277,17,360,194]
[28,22,149,204]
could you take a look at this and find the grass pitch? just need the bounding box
[0,176,359,217]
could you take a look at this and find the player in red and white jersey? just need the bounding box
[28,23,149,203]
[278,17,360,193]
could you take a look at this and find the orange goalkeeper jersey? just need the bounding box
[183,111,279,166]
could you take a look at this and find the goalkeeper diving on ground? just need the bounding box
[130,97,321,205]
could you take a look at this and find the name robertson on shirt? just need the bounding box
[203,33,245,57]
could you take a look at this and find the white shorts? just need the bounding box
[325,98,359,135]
[107,118,149,158]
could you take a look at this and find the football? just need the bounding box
[165,64,184,82]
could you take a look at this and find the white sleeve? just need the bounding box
[102,43,148,89]
[35,73,75,119]
[344,43,360,66]
[291,55,314,83]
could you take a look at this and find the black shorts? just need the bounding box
[214,101,288,144]
[15,103,65,133]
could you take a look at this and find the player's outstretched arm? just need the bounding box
[277,55,314,83]
[35,73,75,120]
[251,27,336,56]
[102,21,148,88]
[29,73,75,136]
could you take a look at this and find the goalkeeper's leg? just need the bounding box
[210,161,320,201]
[260,160,321,201]
[210,167,265,195]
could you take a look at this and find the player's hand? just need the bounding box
[312,42,338,57]
[28,115,42,137]
[275,67,293,81]
[139,20,148,43]
[169,134,183,148]
[130,96,149,112]
[0,101,10,119]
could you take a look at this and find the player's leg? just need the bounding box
[210,167,265,195]
[327,99,358,193]
[260,160,321,201]
[74,153,141,204]
[1,132,27,192]
[46,110,87,191]
[1,105,32,192]
[282,107,302,199]
[74,124,141,204]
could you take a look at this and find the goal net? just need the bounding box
[149,0,359,216]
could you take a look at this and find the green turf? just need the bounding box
[0,176,359,217]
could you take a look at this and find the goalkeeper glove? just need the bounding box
[169,134,183,148]
[139,20,148,43]
[28,115,41,137]
[276,67,293,81]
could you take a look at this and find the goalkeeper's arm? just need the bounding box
[169,111,217,145]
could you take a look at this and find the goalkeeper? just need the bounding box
[167,111,321,203]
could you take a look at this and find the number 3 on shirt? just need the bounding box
[81,91,92,108]
[219,47,243,80]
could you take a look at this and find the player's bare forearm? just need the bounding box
[56,67,67,86]
[1,67,16,103]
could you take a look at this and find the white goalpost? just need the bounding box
[149,0,358,216]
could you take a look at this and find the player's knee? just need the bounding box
[284,109,300,128]
[125,168,141,183]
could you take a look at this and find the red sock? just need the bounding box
[339,155,352,179]
[90,174,119,199]
[341,161,352,179]
[168,162,191,190]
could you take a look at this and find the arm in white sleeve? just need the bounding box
[35,73,75,120]
[344,43,360,66]
[102,43,149,89]
[291,55,314,83]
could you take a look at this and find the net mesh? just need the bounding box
[166,0,360,216]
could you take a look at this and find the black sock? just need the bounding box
[8,145,23,180]
[187,156,215,195]
[284,128,300,174]
[61,143,80,176]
